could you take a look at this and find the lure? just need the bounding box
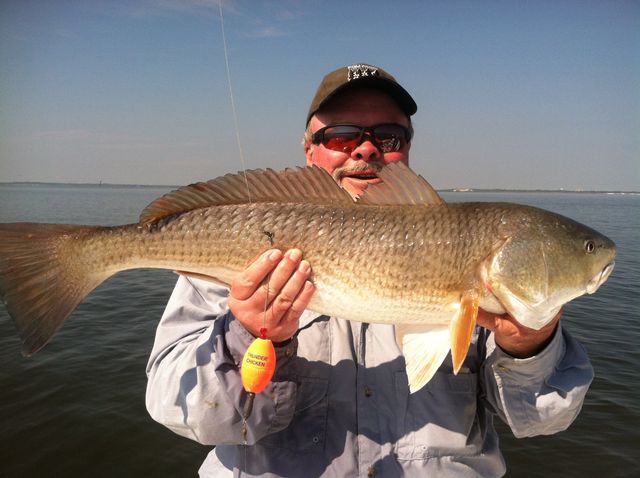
[240,327,276,421]
[239,233,278,438]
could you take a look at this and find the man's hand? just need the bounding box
[228,249,315,343]
[476,308,562,358]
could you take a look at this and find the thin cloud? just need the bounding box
[245,26,287,38]
[89,1,295,38]
[30,129,197,151]
[145,0,224,14]
[54,28,79,39]
[275,10,296,21]
[34,129,95,142]
[94,0,231,19]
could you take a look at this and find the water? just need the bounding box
[0,184,638,477]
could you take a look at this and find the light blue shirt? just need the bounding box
[146,277,593,477]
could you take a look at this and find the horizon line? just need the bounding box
[0,181,637,194]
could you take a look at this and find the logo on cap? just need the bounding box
[347,64,379,81]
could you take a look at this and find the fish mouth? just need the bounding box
[587,261,615,294]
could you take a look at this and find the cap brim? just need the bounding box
[307,76,417,124]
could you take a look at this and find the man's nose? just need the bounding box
[351,140,380,162]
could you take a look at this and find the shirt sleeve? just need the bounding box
[145,276,299,446]
[481,323,594,438]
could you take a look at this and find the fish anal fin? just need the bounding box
[396,323,451,393]
[450,290,480,374]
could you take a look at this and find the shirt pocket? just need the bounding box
[394,370,480,460]
[260,376,329,453]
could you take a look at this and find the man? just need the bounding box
[146,64,593,477]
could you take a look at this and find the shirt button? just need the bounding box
[312,436,320,444]
[285,347,294,357]
[364,386,373,397]
[367,466,376,477]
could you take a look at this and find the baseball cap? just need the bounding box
[306,63,417,125]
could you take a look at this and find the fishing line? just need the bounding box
[217,2,276,469]
[218,1,252,202]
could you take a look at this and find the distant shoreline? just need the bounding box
[0,181,637,195]
[0,181,178,189]
[439,189,639,194]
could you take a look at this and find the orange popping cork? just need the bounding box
[241,328,276,395]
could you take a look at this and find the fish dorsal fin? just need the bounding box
[139,166,354,223]
[358,162,444,206]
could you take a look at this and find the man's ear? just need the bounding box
[304,142,314,166]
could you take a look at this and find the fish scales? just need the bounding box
[64,201,515,326]
[0,202,605,300]
[299,202,511,324]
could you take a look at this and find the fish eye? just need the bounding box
[584,240,596,253]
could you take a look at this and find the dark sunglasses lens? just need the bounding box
[372,125,406,152]
[317,124,409,153]
[322,126,361,152]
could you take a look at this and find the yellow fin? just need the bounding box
[450,290,479,374]
[395,323,451,393]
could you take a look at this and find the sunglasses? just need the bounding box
[311,123,412,154]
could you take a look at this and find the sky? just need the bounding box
[0,0,638,191]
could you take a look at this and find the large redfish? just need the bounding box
[0,163,616,392]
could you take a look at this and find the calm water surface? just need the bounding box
[0,184,638,477]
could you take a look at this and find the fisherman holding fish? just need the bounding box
[143,64,598,477]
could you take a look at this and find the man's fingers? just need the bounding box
[278,280,316,332]
[269,259,312,317]
[230,249,282,301]
[261,249,304,306]
[287,280,316,318]
[228,248,314,342]
[257,259,314,340]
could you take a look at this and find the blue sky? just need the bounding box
[1,0,638,190]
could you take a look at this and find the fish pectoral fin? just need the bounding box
[450,290,480,375]
[174,271,230,287]
[395,323,451,394]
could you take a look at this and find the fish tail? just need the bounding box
[0,223,109,356]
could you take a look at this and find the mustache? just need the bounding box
[332,161,385,182]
